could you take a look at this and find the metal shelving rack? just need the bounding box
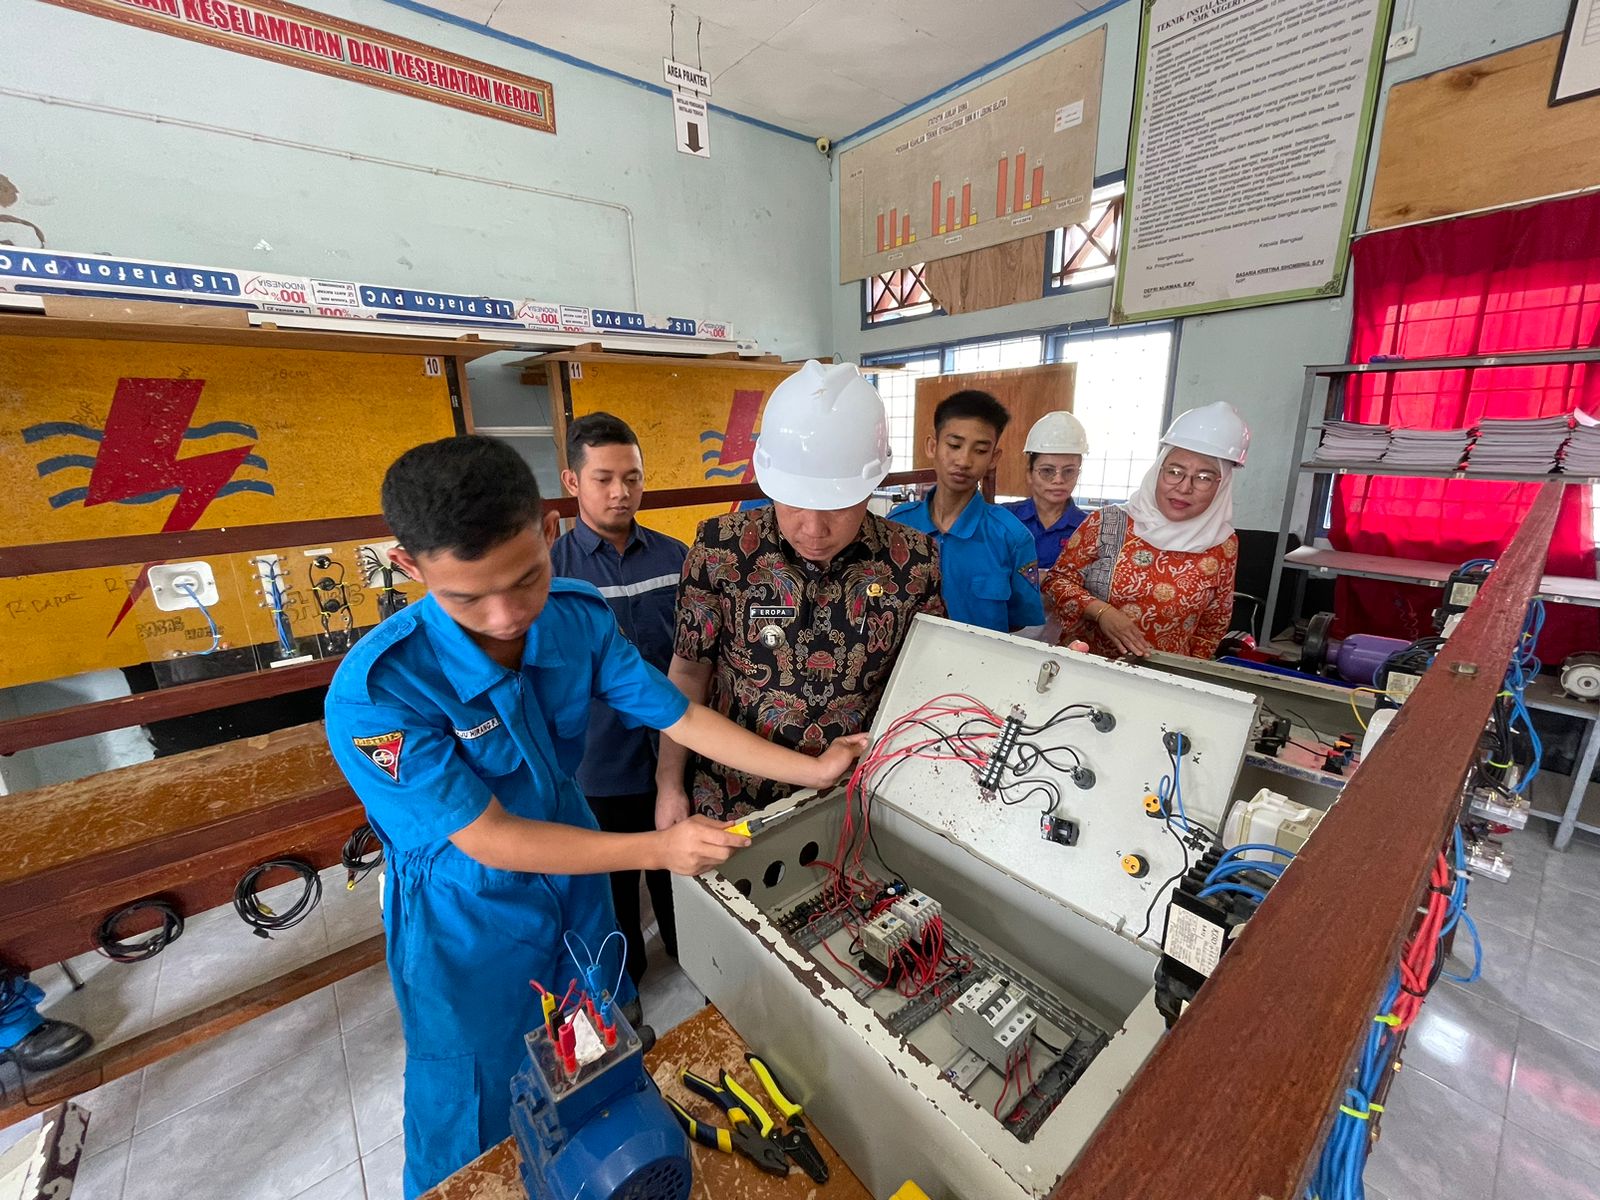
[1263,348,1600,850]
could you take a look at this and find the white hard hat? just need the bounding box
[752,360,892,510]
[1023,411,1090,456]
[1161,401,1250,466]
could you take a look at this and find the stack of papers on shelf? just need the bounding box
[1315,421,1391,463]
[1383,426,1474,470]
[1562,410,1600,476]
[1466,414,1571,474]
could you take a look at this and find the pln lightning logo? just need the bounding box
[24,377,275,634]
[699,389,765,483]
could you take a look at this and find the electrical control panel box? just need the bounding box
[675,616,1259,1198]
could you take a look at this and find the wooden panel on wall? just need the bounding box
[912,362,1076,498]
[923,234,1049,315]
[0,334,453,687]
[1369,35,1600,230]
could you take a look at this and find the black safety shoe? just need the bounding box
[1,1019,94,1073]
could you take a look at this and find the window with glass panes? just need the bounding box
[864,322,1175,507]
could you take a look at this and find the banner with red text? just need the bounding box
[42,0,556,132]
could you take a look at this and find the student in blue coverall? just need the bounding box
[890,390,1044,632]
[324,437,865,1198]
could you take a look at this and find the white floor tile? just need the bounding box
[138,989,341,1132]
[333,963,397,1034]
[320,865,384,953]
[361,1134,405,1200]
[73,1139,130,1200]
[150,900,330,1025]
[343,1007,406,1156]
[291,1159,366,1200]
[122,1045,358,1200]
[78,1068,144,1156]
[31,952,161,1054]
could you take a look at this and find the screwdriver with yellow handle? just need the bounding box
[725,790,818,839]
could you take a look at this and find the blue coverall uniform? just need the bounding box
[324,580,689,1198]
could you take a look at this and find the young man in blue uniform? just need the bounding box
[890,390,1044,632]
[549,412,686,995]
[324,436,864,1198]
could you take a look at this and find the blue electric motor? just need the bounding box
[511,1007,691,1200]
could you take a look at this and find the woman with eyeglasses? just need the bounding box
[1004,411,1091,571]
[1042,402,1248,659]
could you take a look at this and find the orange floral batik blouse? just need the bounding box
[1041,509,1238,659]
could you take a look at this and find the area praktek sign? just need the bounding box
[41,0,556,133]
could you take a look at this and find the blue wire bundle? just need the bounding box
[1304,830,1481,1199]
[175,580,220,655]
[564,929,627,1021]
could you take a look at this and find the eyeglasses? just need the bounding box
[1032,465,1080,482]
[1160,465,1221,490]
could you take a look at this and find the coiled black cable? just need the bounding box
[95,898,185,963]
[341,823,384,891]
[233,858,322,939]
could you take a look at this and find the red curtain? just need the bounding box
[1331,191,1600,660]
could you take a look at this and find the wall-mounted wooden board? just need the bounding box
[912,362,1076,498]
[923,234,1049,316]
[1369,35,1600,230]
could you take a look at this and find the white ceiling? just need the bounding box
[420,0,1095,138]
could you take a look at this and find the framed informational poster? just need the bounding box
[1551,0,1600,105]
[1114,0,1393,325]
[839,29,1105,284]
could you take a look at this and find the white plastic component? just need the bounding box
[1359,706,1401,761]
[861,912,911,964]
[1385,669,1422,703]
[1386,25,1420,60]
[1466,838,1512,883]
[950,978,1039,1070]
[1468,788,1530,829]
[358,541,404,586]
[1561,653,1600,701]
[147,562,219,612]
[891,890,941,938]
[1221,788,1323,861]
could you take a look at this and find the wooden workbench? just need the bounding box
[421,1005,871,1200]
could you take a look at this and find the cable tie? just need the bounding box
[1368,1103,1384,1113]
[1373,1013,1401,1027]
[1338,1104,1370,1120]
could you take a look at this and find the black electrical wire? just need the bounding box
[1019,704,1098,734]
[233,858,322,939]
[95,899,184,963]
[341,823,384,890]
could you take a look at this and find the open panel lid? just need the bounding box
[866,616,1259,945]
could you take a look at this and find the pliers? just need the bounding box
[679,1068,790,1176]
[746,1054,830,1184]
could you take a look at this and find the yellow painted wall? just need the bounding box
[0,335,453,687]
[565,360,798,545]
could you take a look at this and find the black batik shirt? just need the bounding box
[673,505,944,821]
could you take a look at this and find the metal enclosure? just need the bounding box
[675,618,1258,1198]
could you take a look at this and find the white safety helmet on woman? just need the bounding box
[752,360,892,510]
[1161,401,1250,467]
[1023,410,1090,456]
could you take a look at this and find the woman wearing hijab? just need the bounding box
[1042,402,1248,659]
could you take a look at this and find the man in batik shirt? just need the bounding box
[655,362,944,823]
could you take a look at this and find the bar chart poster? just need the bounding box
[838,28,1105,284]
